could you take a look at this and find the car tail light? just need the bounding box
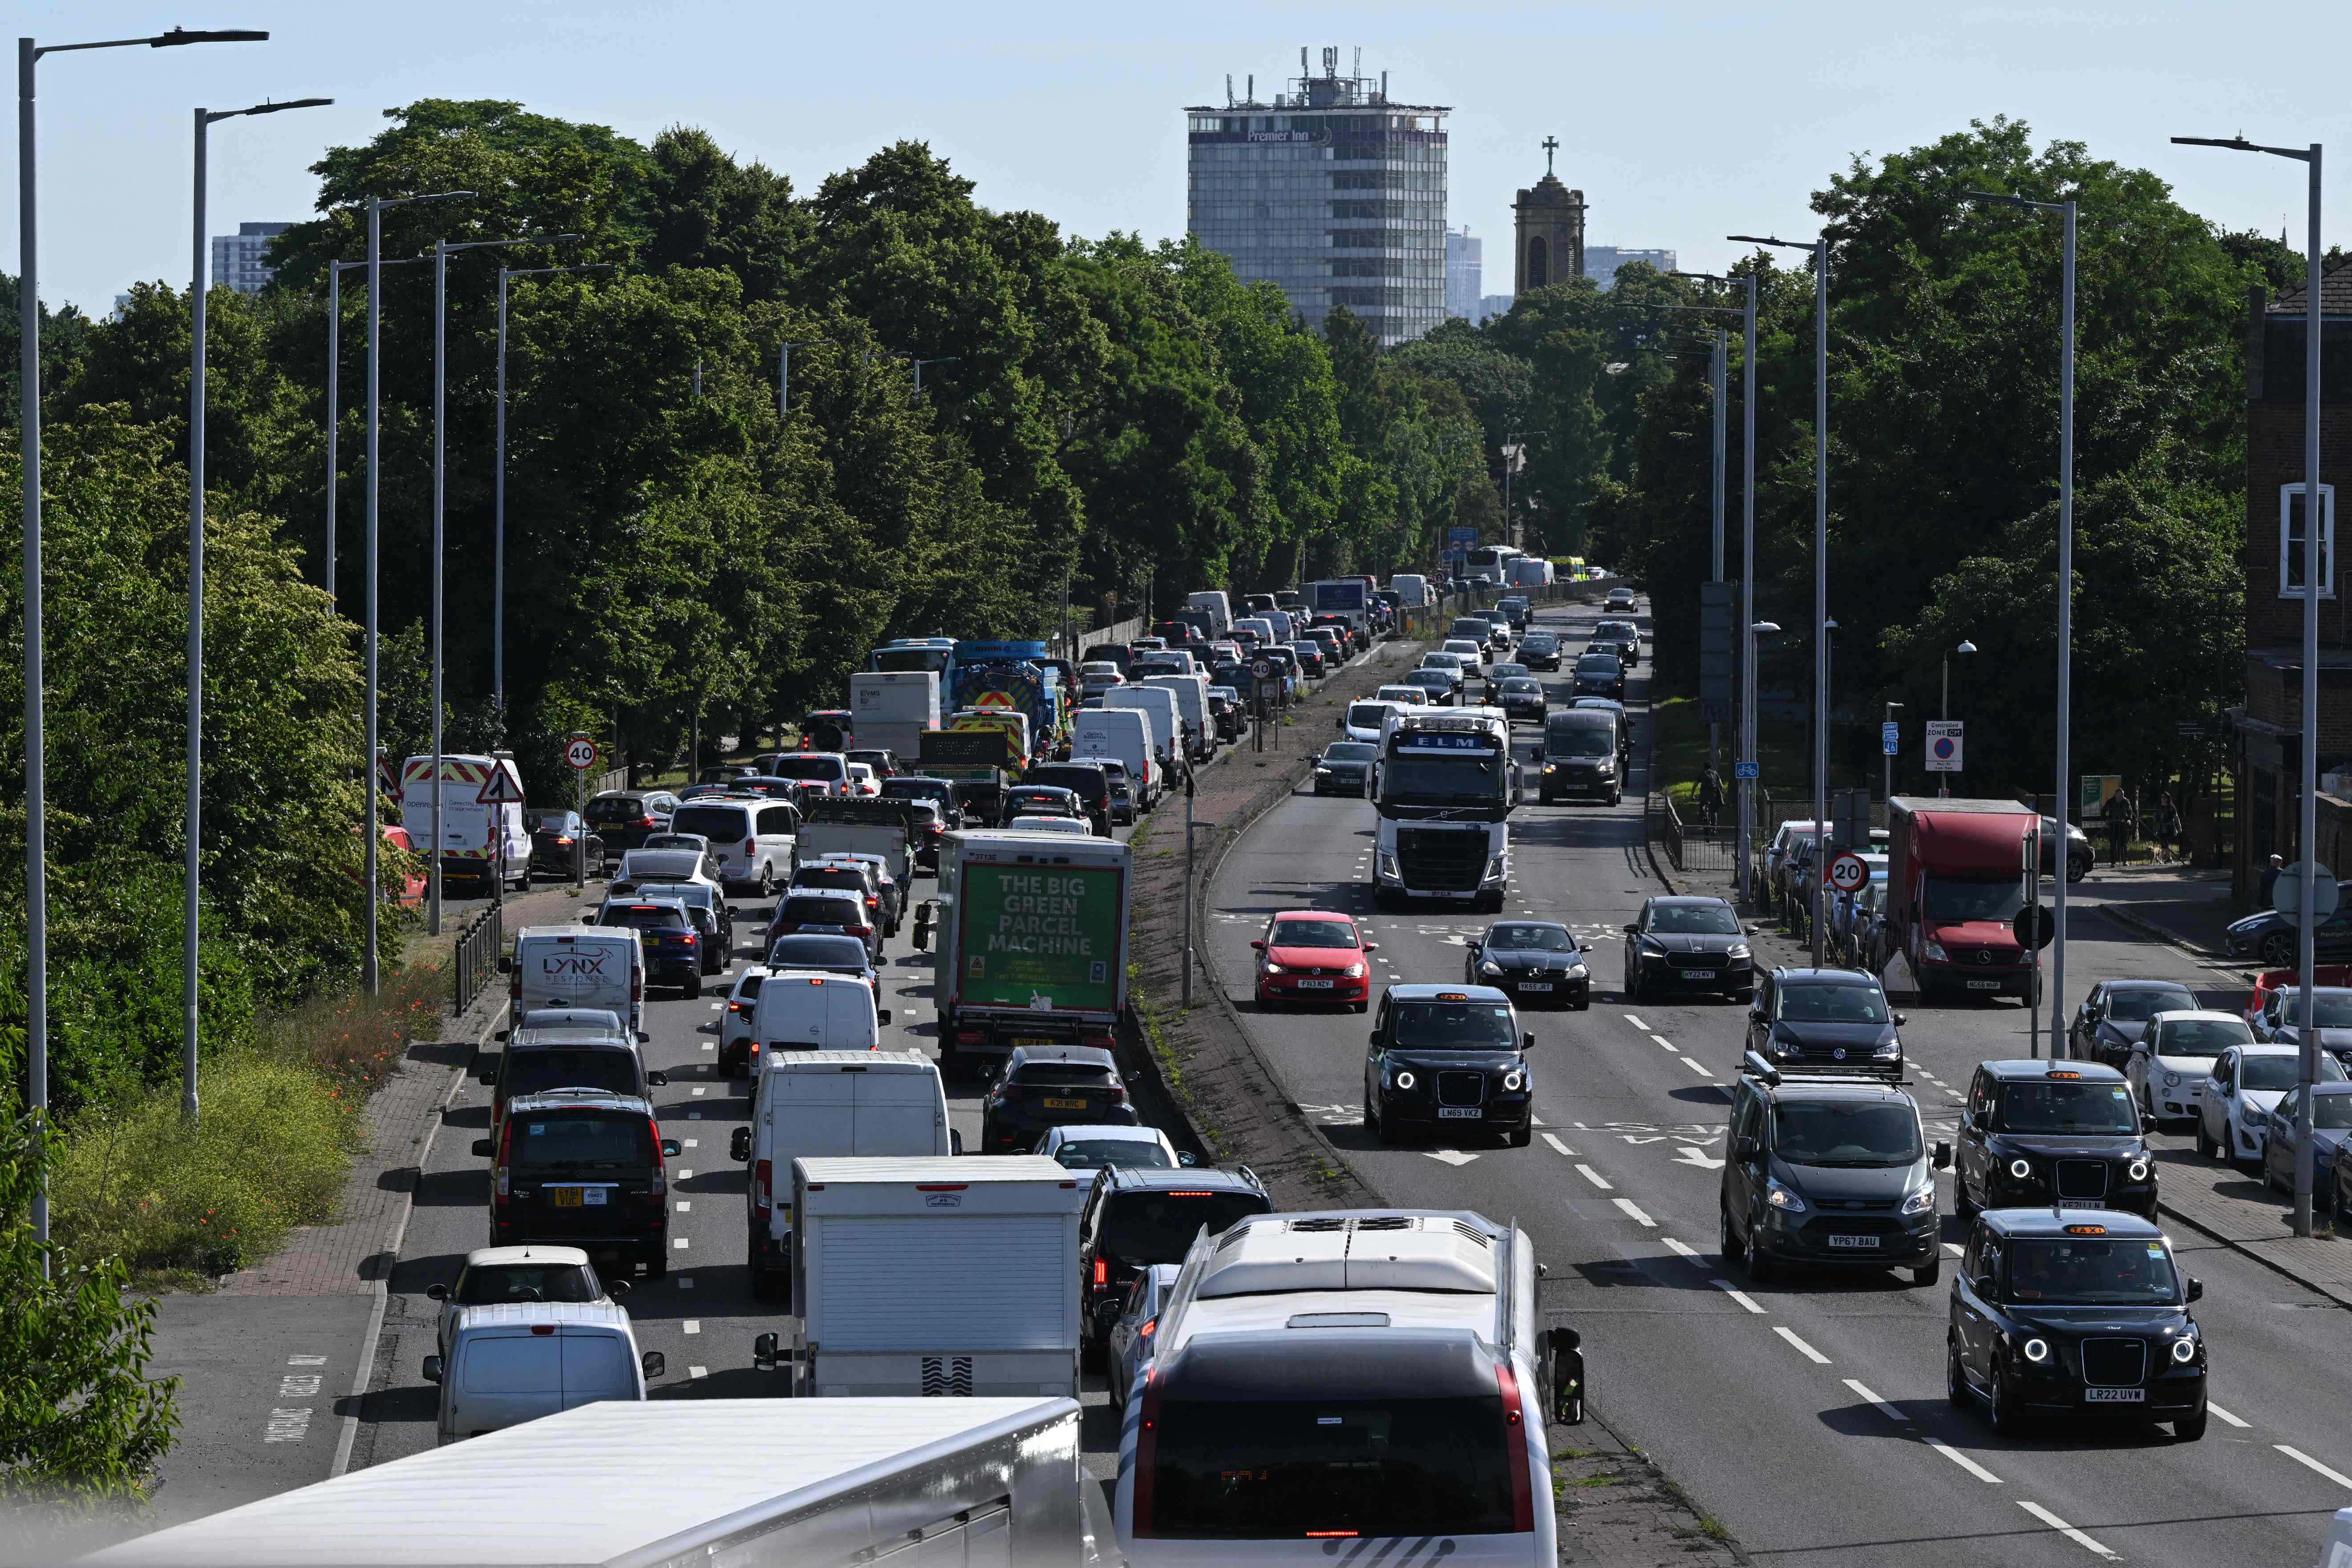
[865,895,878,909]
[493,1121,513,1201]
[1081,1030,1116,1049]
[1093,1257,1108,1289]
[1106,1086,1128,1104]
[729,1000,751,1013]
[1497,1361,1534,1531]
[847,925,873,940]
[754,1159,773,1221]
[996,1084,1023,1102]
[554,835,574,846]
[637,815,657,828]
[741,838,756,857]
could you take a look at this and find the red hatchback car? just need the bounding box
[1251,910,1377,1012]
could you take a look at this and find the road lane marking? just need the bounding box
[1674,1145,1725,1169]
[676,1276,693,1289]
[708,1001,723,1010]
[1773,1326,1830,1364]
[673,1237,690,1249]
[2017,1501,2115,1558]
[675,1201,691,1212]
[1543,1133,1579,1158]
[682,1139,697,1148]
[1623,1014,1649,1031]
[1662,1237,1706,1266]
[692,1086,707,1097]
[2206,1401,2249,1429]
[1680,1057,1712,1076]
[1613,1198,1656,1227]
[1425,1149,1479,1166]
[288,1354,326,1366]
[1708,1279,1766,1314]
[1650,1034,1677,1051]
[2277,1446,2352,1489]
[701,1041,715,1050]
[689,1365,708,1379]
[1924,1438,2003,1484]
[263,1408,313,1444]
[675,1168,691,1180]
[682,1320,700,1335]
[1575,1164,1614,1190]
[1842,1378,1911,1426]
[1945,1243,1966,1256]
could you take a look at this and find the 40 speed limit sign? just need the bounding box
[566,735,599,771]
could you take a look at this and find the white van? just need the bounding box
[1141,673,1213,761]
[1074,707,1158,808]
[1390,573,1431,608]
[730,1051,955,1299]
[506,926,646,1040]
[422,1301,662,1445]
[749,970,890,1053]
[1184,590,1232,635]
[1105,687,1182,778]
[663,796,798,895]
[401,753,532,896]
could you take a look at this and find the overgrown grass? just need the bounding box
[1650,695,1805,809]
[52,961,449,1285]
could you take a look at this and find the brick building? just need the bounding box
[2233,262,2352,902]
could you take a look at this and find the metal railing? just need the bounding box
[1659,794,1740,875]
[453,904,504,1016]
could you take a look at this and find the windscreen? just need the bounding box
[1923,877,2026,924]
[1348,704,1393,730]
[598,904,688,933]
[1648,904,1742,935]
[792,868,867,894]
[1575,655,1620,676]
[2241,1053,2349,1091]
[1597,620,1636,640]
[1500,680,1542,696]
[525,811,568,832]
[1053,1139,1174,1171]
[508,1112,653,1172]
[766,935,870,970]
[1326,744,1376,763]
[504,1048,640,1101]
[1392,1000,1516,1051]
[2314,1093,2352,1130]
[2005,1238,2178,1305]
[1381,735,1506,808]
[880,779,952,805]
[1101,1191,1271,1261]
[1998,1080,2138,1134]
[1522,634,1557,650]
[1026,768,1106,796]
[2154,1020,2247,1058]
[2105,988,2196,1024]
[455,1262,598,1305]
[766,756,847,783]
[1775,983,1891,1024]
[2280,995,2352,1028]
[1546,721,1614,758]
[779,895,861,925]
[1773,1101,1921,1166]
[1012,1062,1117,1086]
[1488,925,1574,953]
[1147,1393,1515,1538]
[1270,919,1359,949]
[585,796,646,823]
[668,805,751,842]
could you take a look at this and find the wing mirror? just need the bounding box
[1466,940,1482,955]
[1735,1135,1760,1160]
[497,955,513,974]
[638,1031,652,1045]
[494,1028,510,1042]
[421,1355,444,1384]
[476,1055,501,1085]
[1363,942,1379,954]
[1542,1326,1585,1425]
[753,1332,781,1371]
[640,1350,666,1380]
[1932,1141,1952,1170]
[2186,1277,2203,1303]
[471,1138,494,1158]
[606,1279,630,1299]
[660,1138,682,1158]
[878,1009,893,1024]
[1250,939,1266,951]
[425,1283,449,1302]
[730,1127,752,1163]
[1969,1108,1991,1131]
[645,1070,668,1088]
[951,1127,965,1156]
[1623,922,1639,934]
[1522,1031,1538,1051]
[1893,1014,1908,1028]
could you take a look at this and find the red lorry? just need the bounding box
[1886,796,2038,1002]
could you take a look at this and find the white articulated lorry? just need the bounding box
[1372,709,1518,912]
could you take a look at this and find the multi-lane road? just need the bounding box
[1204,596,2352,1566]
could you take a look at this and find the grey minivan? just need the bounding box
[422,1299,663,1444]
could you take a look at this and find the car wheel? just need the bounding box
[1719,1201,1746,1261]
[1986,1364,2023,1436]
[756,868,774,900]
[2174,1409,2208,1443]
[2196,1120,2218,1160]
[2260,930,2296,967]
[683,974,702,1000]
[1366,1091,1390,1145]
[1947,1340,1971,1410]
[1955,1177,1979,1220]
[1626,970,1644,1005]
[1744,1234,1774,1283]
[1912,1255,1941,1288]
[1351,998,1368,1014]
[1509,1125,1531,1148]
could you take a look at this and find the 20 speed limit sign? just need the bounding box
[1826,851,1871,895]
[565,736,599,772]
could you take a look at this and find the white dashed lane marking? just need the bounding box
[1773,1326,1830,1364]
[1708,1279,1767,1315]
[689,1365,708,1379]
[1662,1238,1706,1267]
[2206,1402,2249,1429]
[1612,1198,1656,1227]
[1680,1057,1712,1076]
[2017,1501,2116,1558]
[1542,1133,1578,1158]
[1842,1378,1910,1426]
[674,1201,691,1212]
[682,1320,700,1335]
[1575,1164,1614,1191]
[1928,1438,2004,1485]
[672,1237,690,1250]
[1649,1034,1677,1051]
[2277,1445,2352,1490]
[1623,1014,1649,1031]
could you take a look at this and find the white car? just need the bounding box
[1033,1122,1190,1170]
[424,1245,623,1362]
[1441,638,1487,663]
[612,847,724,898]
[661,799,799,895]
[2126,1009,2253,1128]
[1375,684,1426,705]
[2198,1042,2348,1168]
[719,965,771,1075]
[1008,815,1094,837]
[1340,699,1403,745]
[844,762,881,797]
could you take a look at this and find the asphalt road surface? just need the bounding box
[1203,597,2352,1568]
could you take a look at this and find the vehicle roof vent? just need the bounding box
[1286,1312,1390,1329]
[1286,1217,1348,1233]
[1352,1215,1415,1232]
[1450,1220,1494,1249]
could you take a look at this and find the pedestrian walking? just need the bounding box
[2156,791,2183,863]
[2259,853,2284,909]
[2105,800,2131,867]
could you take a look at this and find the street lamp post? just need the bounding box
[1883,701,1904,810]
[1749,620,1783,901]
[1501,430,1547,553]
[325,256,424,608]
[495,262,615,712]
[2174,132,2324,1236]
[1940,639,1978,798]
[779,338,820,419]
[184,93,330,1126]
[911,355,960,394]
[19,23,269,1257]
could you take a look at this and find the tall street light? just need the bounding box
[19,22,269,1259]
[324,255,424,606]
[495,261,615,711]
[428,232,581,934]
[1733,234,1830,945]
[778,338,822,419]
[1940,639,1978,799]
[2175,132,2324,1236]
[1501,429,1547,553]
[1960,186,2079,1063]
[184,93,330,1127]
[364,189,474,990]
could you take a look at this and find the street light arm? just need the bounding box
[381,190,477,209]
[447,231,585,255]
[36,29,267,57]
[2173,134,2313,162]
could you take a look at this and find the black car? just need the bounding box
[880,775,963,830]
[1466,920,1591,1010]
[583,789,680,853]
[1593,619,1642,665]
[1623,896,1755,1002]
[980,1045,1137,1153]
[1494,676,1547,726]
[1207,686,1242,742]
[1518,630,1563,671]
[2225,901,2352,968]
[525,808,606,879]
[1948,1207,2206,1439]
[2069,978,2198,1069]
[478,1017,664,1137]
[1744,967,1905,1077]
[1000,784,1086,828]
[1497,595,1531,630]
[1572,652,1627,700]
[476,1089,682,1281]
[591,898,704,997]
[1077,1165,1271,1368]
[1955,1060,2158,1220]
[1310,742,1376,797]
[1021,762,1114,835]
[845,748,902,780]
[1363,985,1536,1147]
[1721,1063,1947,1285]
[1401,668,1459,705]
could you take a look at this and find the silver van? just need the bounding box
[422,1300,663,1444]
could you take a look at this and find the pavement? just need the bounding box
[1197,596,2352,1568]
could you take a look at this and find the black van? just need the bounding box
[476,1089,682,1280]
[1539,709,1623,805]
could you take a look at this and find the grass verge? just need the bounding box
[1650,695,1804,810]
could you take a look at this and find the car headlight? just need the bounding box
[2021,1337,2051,1364]
[1502,1070,1525,1091]
[1765,1180,1807,1213]
[1486,855,1507,880]
[1342,963,1365,978]
[1391,1069,1417,1091]
[1726,945,1750,960]
[1900,1185,1936,1216]
[1568,962,1588,976]
[2162,1070,2181,1088]
[1263,962,1286,975]
[2008,1157,2034,1180]
[2171,1335,2198,1364]
[1873,1041,1900,1059]
[1376,851,1397,877]
[2127,1159,2151,1183]
[1478,961,1503,977]
[1922,939,1950,962]
[1315,768,1332,777]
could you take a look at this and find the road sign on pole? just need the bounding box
[565,734,599,772]
[1734,761,1760,780]
[1826,851,1870,894]
[2276,861,2341,926]
[475,764,526,805]
[1881,720,1900,756]
[1925,719,1963,773]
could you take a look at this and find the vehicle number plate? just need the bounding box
[1966,979,2002,990]
[550,1188,583,1208]
[1518,982,1553,992]
[1682,970,1716,981]
[1297,979,1334,990]
[1043,1097,1088,1110]
[2084,1387,2144,1403]
[582,1187,607,1206]
[1826,1233,1880,1249]
[803,924,845,934]
[1013,1037,1056,1049]
[1438,1107,1482,1120]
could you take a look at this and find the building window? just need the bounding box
[2281,482,2337,598]
[1527,236,1549,289]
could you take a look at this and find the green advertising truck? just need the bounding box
[919,828,1131,1081]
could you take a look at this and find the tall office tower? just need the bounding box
[1445,226,1482,319]
[211,221,293,295]
[1186,48,1449,347]
[1585,245,1679,290]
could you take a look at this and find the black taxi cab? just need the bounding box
[1955,1060,2158,1220]
[1947,1207,2206,1439]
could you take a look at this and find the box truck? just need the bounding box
[771,1155,1088,1398]
[847,670,941,760]
[923,829,1130,1080]
[1885,796,2038,1001]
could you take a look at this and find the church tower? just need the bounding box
[1513,136,1586,294]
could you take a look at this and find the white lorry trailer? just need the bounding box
[91,1398,1097,1568]
[769,1155,1089,1399]
[1372,709,1518,911]
[848,669,942,760]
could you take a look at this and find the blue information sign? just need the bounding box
[1734,761,1761,780]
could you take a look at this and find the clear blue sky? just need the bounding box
[8,0,2350,316]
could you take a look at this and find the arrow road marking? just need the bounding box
[1425,1149,1479,1166]
[1675,1145,1726,1170]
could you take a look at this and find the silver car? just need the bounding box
[1105,1262,1182,1412]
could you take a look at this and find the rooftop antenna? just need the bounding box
[1301,45,1309,78]
[1323,45,1337,77]
[1225,73,1232,107]
[1381,69,1388,101]
[1247,73,1254,102]
[1353,46,1361,80]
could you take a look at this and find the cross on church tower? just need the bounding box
[1542,135,1559,177]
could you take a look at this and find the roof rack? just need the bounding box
[1740,1051,1907,1087]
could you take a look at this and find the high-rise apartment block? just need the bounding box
[1186,49,1449,347]
[211,221,293,296]
[1585,246,1677,290]
[1445,226,1482,319]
